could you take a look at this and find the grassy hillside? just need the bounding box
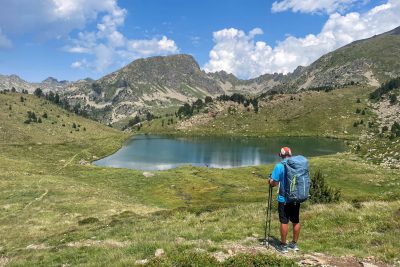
[0,93,126,146]
[142,86,374,139]
[326,35,400,82]
[0,92,399,266]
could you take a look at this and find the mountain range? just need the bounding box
[1,26,399,124]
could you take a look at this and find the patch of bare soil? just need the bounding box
[66,239,131,248]
[299,253,389,267]
[25,239,131,251]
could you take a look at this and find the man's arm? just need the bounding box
[269,163,282,187]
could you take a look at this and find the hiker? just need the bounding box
[268,147,304,253]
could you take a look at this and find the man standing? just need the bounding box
[268,147,300,253]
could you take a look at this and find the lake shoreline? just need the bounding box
[93,134,348,171]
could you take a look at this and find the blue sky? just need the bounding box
[0,0,398,82]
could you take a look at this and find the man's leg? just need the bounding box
[292,223,300,242]
[277,203,290,253]
[288,203,301,251]
[278,202,289,244]
[280,223,288,244]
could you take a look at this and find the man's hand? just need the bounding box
[269,178,278,187]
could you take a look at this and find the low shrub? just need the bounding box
[309,170,341,204]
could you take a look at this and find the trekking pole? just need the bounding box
[263,184,273,247]
[267,185,273,249]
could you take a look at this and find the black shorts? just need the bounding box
[278,202,300,224]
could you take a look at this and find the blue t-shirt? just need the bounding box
[271,160,287,203]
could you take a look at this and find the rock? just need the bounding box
[155,248,165,257]
[299,258,318,265]
[299,254,328,266]
[213,251,230,263]
[360,262,378,267]
[26,243,49,250]
[0,257,9,267]
[79,159,89,165]
[135,259,149,265]
[175,237,185,243]
[143,172,155,178]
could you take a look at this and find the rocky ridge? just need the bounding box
[0,75,70,94]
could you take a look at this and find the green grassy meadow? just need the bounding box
[141,86,374,139]
[0,92,399,266]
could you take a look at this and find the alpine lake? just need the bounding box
[94,135,347,171]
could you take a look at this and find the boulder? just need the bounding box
[143,172,155,177]
[135,259,149,265]
[155,248,165,257]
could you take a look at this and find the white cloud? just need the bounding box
[0,0,179,73]
[204,0,400,79]
[271,0,358,14]
[0,28,12,49]
[66,19,179,73]
[0,0,122,39]
[71,59,89,69]
[125,36,178,57]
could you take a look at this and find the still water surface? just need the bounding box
[94,135,346,171]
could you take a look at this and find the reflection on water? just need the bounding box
[94,135,346,171]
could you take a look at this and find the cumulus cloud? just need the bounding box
[271,0,358,14]
[204,0,400,79]
[58,1,178,72]
[65,15,179,72]
[0,0,121,39]
[0,28,12,49]
[71,59,88,69]
[0,0,179,73]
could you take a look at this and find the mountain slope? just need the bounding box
[65,55,230,123]
[288,26,400,89]
[2,26,400,125]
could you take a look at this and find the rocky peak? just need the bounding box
[124,54,201,75]
[42,77,59,84]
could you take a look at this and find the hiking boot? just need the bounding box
[276,243,288,254]
[288,241,299,251]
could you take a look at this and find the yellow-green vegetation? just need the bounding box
[1,92,399,266]
[142,86,374,139]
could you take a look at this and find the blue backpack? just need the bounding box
[282,155,310,204]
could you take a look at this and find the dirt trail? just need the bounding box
[209,237,390,267]
[23,189,49,209]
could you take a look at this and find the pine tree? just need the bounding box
[34,88,43,98]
